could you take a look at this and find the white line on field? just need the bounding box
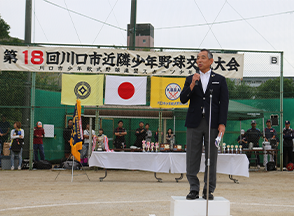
[0,200,167,212]
[1,200,294,212]
[231,202,294,208]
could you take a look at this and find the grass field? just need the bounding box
[0,168,294,216]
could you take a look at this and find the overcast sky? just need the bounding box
[1,0,294,77]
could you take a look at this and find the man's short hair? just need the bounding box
[118,120,123,124]
[200,49,213,59]
[68,119,73,123]
[145,123,149,126]
[99,128,104,132]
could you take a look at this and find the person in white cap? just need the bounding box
[237,129,248,148]
[33,121,45,161]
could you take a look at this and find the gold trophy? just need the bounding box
[235,145,239,154]
[227,145,230,153]
[231,145,234,153]
[222,143,226,153]
[239,145,242,154]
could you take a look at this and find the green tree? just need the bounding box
[255,77,294,99]
[226,78,254,99]
[0,15,10,39]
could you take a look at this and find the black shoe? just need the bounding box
[186,190,199,200]
[202,190,214,200]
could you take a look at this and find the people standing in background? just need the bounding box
[154,127,163,143]
[114,120,127,149]
[264,119,277,142]
[83,123,95,160]
[246,120,262,168]
[237,129,248,148]
[0,115,10,155]
[10,121,24,170]
[166,128,174,144]
[283,120,293,170]
[33,121,45,161]
[145,123,152,143]
[134,121,146,148]
[63,119,73,158]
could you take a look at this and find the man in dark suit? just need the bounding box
[180,49,229,200]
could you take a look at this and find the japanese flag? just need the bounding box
[105,75,147,105]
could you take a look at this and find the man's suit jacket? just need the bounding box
[180,71,229,129]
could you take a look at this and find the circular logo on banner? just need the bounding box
[74,81,91,99]
[165,83,181,100]
[118,82,135,100]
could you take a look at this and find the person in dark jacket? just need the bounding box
[180,49,229,200]
[246,120,262,168]
[283,120,293,168]
[63,119,73,158]
[134,121,146,148]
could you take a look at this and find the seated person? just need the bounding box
[114,120,127,149]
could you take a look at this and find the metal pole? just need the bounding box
[129,0,137,50]
[88,117,93,158]
[158,109,162,144]
[280,52,284,171]
[206,91,213,216]
[173,115,176,144]
[23,0,32,160]
[71,155,74,182]
[29,72,35,170]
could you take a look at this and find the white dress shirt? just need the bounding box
[200,69,211,93]
[200,69,211,114]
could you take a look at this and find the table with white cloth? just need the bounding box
[89,152,249,183]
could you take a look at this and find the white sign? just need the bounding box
[0,45,244,78]
[43,124,54,138]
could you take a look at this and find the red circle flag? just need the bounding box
[118,82,135,100]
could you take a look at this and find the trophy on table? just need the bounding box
[151,142,154,152]
[227,145,230,153]
[155,142,159,152]
[231,145,234,153]
[239,145,242,154]
[142,140,146,152]
[235,145,239,154]
[147,141,150,152]
[222,143,226,153]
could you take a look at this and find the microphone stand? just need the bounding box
[206,89,213,216]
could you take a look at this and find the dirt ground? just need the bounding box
[0,168,294,216]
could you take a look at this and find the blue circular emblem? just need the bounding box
[165,83,181,100]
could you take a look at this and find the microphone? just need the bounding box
[195,67,200,86]
[210,89,213,95]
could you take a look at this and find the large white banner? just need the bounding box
[0,45,244,78]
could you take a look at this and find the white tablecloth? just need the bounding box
[169,153,249,177]
[89,152,249,177]
[89,152,171,173]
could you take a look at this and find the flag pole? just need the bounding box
[71,155,74,182]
